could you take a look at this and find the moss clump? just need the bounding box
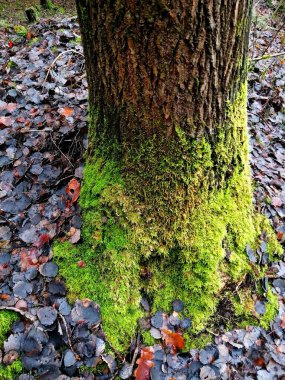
[232,285,279,329]
[0,311,22,380]
[0,311,19,347]
[0,360,22,380]
[54,83,281,351]
[187,333,213,350]
[0,19,10,29]
[14,25,28,36]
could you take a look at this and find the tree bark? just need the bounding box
[71,0,270,351]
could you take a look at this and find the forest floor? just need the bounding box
[0,1,285,380]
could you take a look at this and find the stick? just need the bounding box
[42,49,84,88]
[0,306,36,322]
[58,313,76,355]
[251,51,285,61]
[49,132,74,168]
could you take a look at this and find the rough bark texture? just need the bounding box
[77,0,250,142]
[55,0,280,351]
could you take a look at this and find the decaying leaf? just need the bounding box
[0,116,13,128]
[161,329,185,351]
[59,107,74,117]
[66,178,81,205]
[134,347,154,380]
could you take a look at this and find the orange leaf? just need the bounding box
[254,357,265,367]
[59,107,73,117]
[134,347,154,380]
[161,329,185,351]
[66,178,80,205]
[0,294,10,300]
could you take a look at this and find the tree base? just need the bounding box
[54,84,281,351]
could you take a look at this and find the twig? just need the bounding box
[58,313,76,355]
[205,328,219,337]
[131,334,140,367]
[259,18,285,57]
[0,306,36,322]
[251,51,285,61]
[49,132,74,168]
[42,49,84,88]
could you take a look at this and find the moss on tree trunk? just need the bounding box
[54,0,281,351]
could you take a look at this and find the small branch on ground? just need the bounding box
[0,306,37,322]
[251,51,285,61]
[58,313,76,355]
[42,50,84,89]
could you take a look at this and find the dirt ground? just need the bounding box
[0,0,76,24]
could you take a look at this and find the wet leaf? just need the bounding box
[59,107,74,117]
[37,306,58,326]
[66,178,80,205]
[39,262,58,278]
[0,116,13,128]
[161,329,185,351]
[34,233,50,248]
[134,347,154,380]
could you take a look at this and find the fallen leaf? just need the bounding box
[135,347,154,380]
[59,107,73,117]
[66,178,80,205]
[254,357,265,367]
[161,329,185,351]
[0,116,13,128]
[34,233,50,248]
[271,197,282,207]
[70,229,81,244]
[280,315,285,329]
[0,294,10,300]
[77,260,86,268]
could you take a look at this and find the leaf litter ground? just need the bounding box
[0,2,285,380]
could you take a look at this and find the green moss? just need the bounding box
[14,25,28,36]
[75,36,82,44]
[0,19,10,29]
[41,0,55,10]
[54,83,281,352]
[0,311,19,347]
[0,311,22,380]
[0,360,23,380]
[140,330,155,346]
[232,285,279,330]
[259,287,279,329]
[187,333,213,349]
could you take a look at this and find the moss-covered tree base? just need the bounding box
[54,84,281,351]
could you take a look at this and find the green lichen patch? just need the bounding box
[54,83,281,351]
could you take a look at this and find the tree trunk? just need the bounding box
[70,0,276,351]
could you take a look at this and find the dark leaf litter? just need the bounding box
[0,2,284,379]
